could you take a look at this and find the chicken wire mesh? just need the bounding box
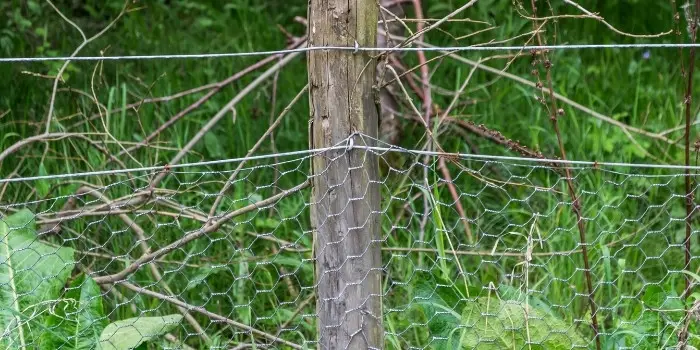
[0,135,698,349]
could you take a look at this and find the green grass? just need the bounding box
[2,0,700,349]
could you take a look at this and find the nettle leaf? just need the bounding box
[458,297,586,349]
[497,284,553,316]
[98,315,183,350]
[414,280,585,349]
[0,209,75,349]
[40,274,107,349]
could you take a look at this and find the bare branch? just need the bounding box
[118,281,302,349]
[562,0,673,38]
[44,1,129,134]
[80,186,209,342]
[92,181,310,284]
[0,132,127,168]
[208,84,308,217]
[149,49,304,189]
[112,37,307,158]
[384,33,678,146]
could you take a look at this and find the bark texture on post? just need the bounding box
[308,0,383,349]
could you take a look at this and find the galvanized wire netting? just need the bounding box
[0,140,697,349]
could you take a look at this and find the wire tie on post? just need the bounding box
[346,135,355,151]
[353,40,359,54]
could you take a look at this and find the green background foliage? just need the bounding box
[1,0,699,349]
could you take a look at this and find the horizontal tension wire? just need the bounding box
[0,43,696,63]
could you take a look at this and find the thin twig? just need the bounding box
[149,50,303,189]
[393,0,479,50]
[112,37,307,159]
[0,160,25,203]
[92,181,310,284]
[118,281,303,349]
[276,294,314,335]
[438,157,474,243]
[269,62,282,197]
[527,2,600,348]
[41,240,205,267]
[208,84,308,217]
[411,0,432,127]
[44,1,128,134]
[436,117,561,167]
[378,17,490,25]
[383,32,678,146]
[435,58,480,130]
[87,58,143,167]
[27,194,303,253]
[562,0,673,38]
[0,132,126,168]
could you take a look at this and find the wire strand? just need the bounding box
[3,136,700,184]
[0,43,696,63]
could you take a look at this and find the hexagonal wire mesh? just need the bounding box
[0,133,697,349]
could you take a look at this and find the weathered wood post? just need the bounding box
[308,0,383,349]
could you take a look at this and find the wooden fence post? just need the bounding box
[308,0,383,349]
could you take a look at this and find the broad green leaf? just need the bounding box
[414,280,584,350]
[458,297,586,349]
[0,209,75,349]
[98,315,183,350]
[40,274,106,349]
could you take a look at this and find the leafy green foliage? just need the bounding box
[0,209,75,349]
[414,280,585,349]
[611,285,685,348]
[204,132,226,158]
[0,210,178,349]
[457,297,586,349]
[40,274,107,349]
[1,0,695,348]
[98,315,184,350]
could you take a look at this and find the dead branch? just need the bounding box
[208,84,308,217]
[0,132,127,168]
[44,1,129,134]
[148,49,303,189]
[112,37,307,159]
[79,186,209,342]
[92,181,309,284]
[383,32,678,146]
[118,281,302,349]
